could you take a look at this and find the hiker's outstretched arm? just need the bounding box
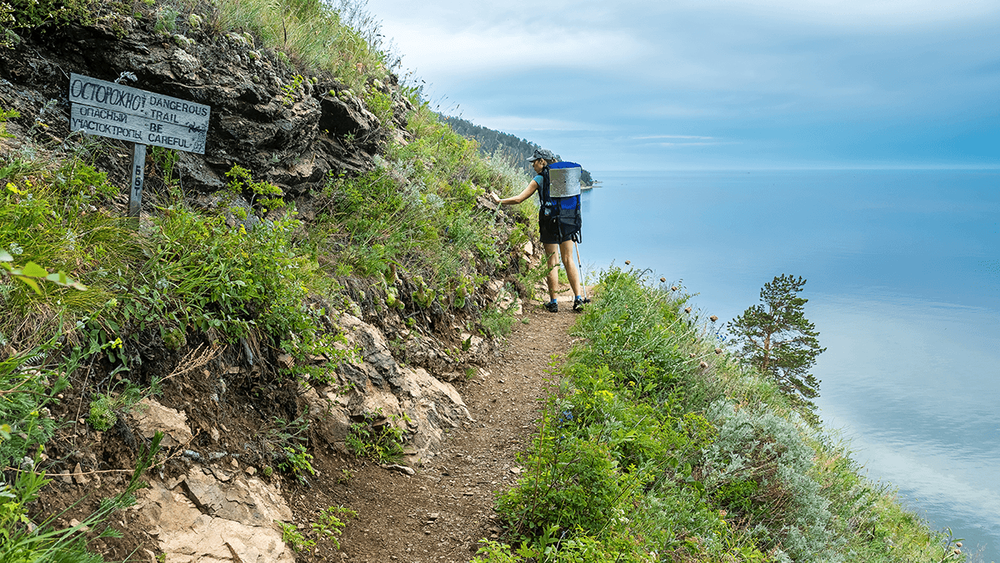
[500,180,539,205]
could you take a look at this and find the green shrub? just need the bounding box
[276,521,316,552]
[489,267,962,562]
[568,267,722,411]
[86,379,145,431]
[479,301,517,338]
[278,444,316,482]
[8,0,102,30]
[497,431,633,538]
[311,505,357,550]
[0,108,19,136]
[0,433,162,563]
[702,399,837,562]
[365,89,393,125]
[224,164,285,214]
[345,411,406,463]
[0,341,70,470]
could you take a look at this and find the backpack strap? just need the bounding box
[538,167,553,209]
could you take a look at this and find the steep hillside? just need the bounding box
[440,114,595,185]
[0,2,970,563]
[1,1,549,561]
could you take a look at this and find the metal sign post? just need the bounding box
[68,73,210,225]
[129,143,146,220]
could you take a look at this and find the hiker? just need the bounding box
[497,148,585,313]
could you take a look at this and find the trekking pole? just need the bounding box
[574,241,589,301]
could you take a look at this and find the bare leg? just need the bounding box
[543,242,560,300]
[560,240,582,298]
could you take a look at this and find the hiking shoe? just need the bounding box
[573,297,585,312]
[545,301,559,313]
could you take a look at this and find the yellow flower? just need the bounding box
[6,182,23,194]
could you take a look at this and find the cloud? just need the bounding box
[714,0,1000,27]
[475,115,600,133]
[369,2,644,79]
[366,0,1000,168]
[632,135,717,140]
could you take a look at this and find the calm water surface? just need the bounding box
[579,169,1000,561]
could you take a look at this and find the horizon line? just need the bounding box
[588,164,1000,173]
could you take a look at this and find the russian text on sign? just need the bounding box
[68,73,210,131]
[70,104,206,154]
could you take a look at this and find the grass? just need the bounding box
[478,267,967,563]
[1,0,537,558]
[307,102,533,307]
[2,2,963,562]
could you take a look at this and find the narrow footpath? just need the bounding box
[333,294,579,562]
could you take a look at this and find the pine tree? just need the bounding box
[727,274,826,419]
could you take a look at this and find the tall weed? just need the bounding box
[310,104,530,314]
[703,399,838,562]
[491,267,966,563]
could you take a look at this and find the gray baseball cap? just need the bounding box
[527,148,557,162]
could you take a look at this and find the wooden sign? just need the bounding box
[68,73,211,223]
[68,73,209,153]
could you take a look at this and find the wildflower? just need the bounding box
[684,306,692,313]
[660,277,666,282]
[6,182,23,194]
[709,315,718,322]
[699,361,708,369]
[671,286,678,291]
[625,260,630,265]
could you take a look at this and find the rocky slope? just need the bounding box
[1,7,542,562]
[1,13,395,193]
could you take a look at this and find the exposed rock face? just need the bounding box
[133,398,193,448]
[0,17,412,196]
[0,8,534,558]
[136,467,294,563]
[304,314,474,462]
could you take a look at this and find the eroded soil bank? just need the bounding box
[32,291,579,563]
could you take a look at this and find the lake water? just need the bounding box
[578,169,1000,562]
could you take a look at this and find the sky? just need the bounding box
[361,0,1000,171]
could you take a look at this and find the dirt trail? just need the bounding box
[328,294,579,562]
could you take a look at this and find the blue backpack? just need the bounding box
[540,161,583,243]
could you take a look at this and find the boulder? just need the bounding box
[135,467,294,563]
[0,18,386,197]
[132,398,193,448]
[304,314,473,461]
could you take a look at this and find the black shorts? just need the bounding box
[538,208,581,245]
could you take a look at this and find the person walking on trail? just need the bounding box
[497,148,585,313]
